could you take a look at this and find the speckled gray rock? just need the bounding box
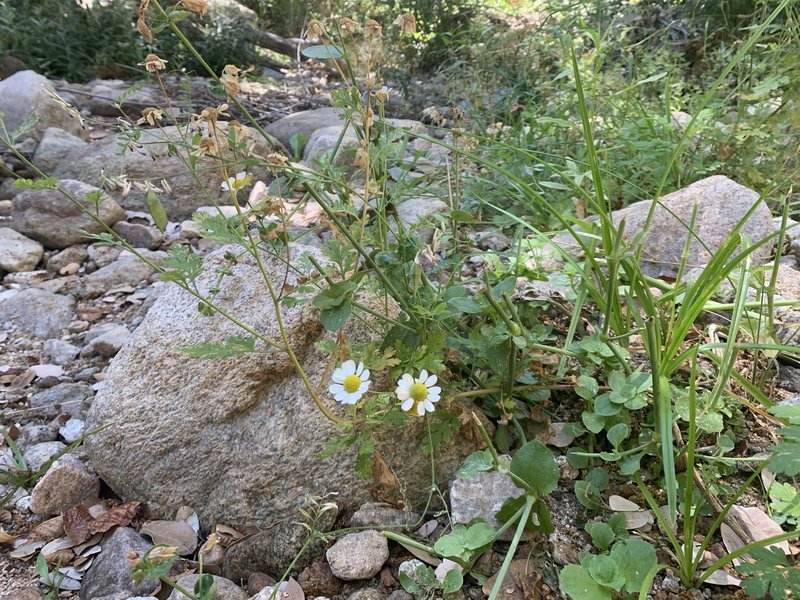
[349,502,420,530]
[43,339,81,365]
[79,527,158,600]
[0,288,74,338]
[18,424,57,446]
[32,127,88,173]
[30,453,99,514]
[59,418,86,443]
[22,441,66,472]
[112,221,163,250]
[47,244,88,273]
[224,508,336,581]
[0,71,87,142]
[53,123,276,220]
[86,245,477,546]
[0,228,44,272]
[10,179,124,249]
[450,467,524,540]
[395,196,449,229]
[30,382,93,418]
[167,575,247,600]
[88,325,130,357]
[82,257,156,298]
[601,175,773,279]
[347,590,385,600]
[325,531,389,580]
[265,107,344,151]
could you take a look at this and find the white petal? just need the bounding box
[235,171,247,179]
[360,368,370,381]
[418,369,428,382]
[425,374,438,387]
[331,369,346,383]
[423,400,435,413]
[396,388,409,401]
[416,402,426,416]
[400,373,414,387]
[334,390,350,402]
[221,181,230,191]
[341,360,356,375]
[355,362,365,375]
[342,391,361,404]
[358,381,370,394]
[428,392,441,403]
[329,383,344,395]
[401,398,414,412]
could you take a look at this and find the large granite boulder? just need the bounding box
[54,122,275,220]
[0,70,87,142]
[10,179,124,249]
[86,245,476,536]
[265,107,345,151]
[560,176,774,280]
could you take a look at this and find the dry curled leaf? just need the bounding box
[31,516,64,542]
[63,505,94,545]
[89,501,141,534]
[140,520,198,556]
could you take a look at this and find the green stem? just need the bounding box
[487,495,534,600]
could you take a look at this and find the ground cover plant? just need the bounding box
[1,0,800,598]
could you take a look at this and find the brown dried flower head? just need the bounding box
[191,137,219,158]
[199,103,230,126]
[266,152,288,166]
[181,0,208,16]
[339,17,357,34]
[137,107,164,127]
[364,19,383,37]
[137,0,153,42]
[353,146,369,169]
[220,65,242,97]
[148,546,178,562]
[393,12,416,34]
[140,54,167,72]
[305,19,325,39]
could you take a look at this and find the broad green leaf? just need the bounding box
[509,439,559,495]
[582,410,604,433]
[585,522,614,551]
[434,524,468,558]
[443,569,463,594]
[457,450,494,479]
[463,521,495,550]
[178,336,256,359]
[302,45,344,59]
[448,297,484,314]
[606,423,629,449]
[574,480,602,510]
[588,554,625,591]
[609,539,657,594]
[194,573,218,600]
[145,190,168,232]
[313,281,357,310]
[319,301,352,331]
[559,565,613,600]
[593,394,621,416]
[737,546,800,599]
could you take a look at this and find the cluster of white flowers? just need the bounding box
[329,362,441,416]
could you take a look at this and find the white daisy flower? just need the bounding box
[396,370,441,416]
[220,171,252,192]
[329,360,371,404]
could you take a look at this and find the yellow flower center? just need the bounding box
[343,374,362,394]
[409,382,428,402]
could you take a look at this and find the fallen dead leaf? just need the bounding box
[482,559,543,600]
[89,501,141,534]
[728,505,791,554]
[609,495,642,511]
[0,527,16,544]
[10,538,46,559]
[31,516,64,542]
[63,505,94,544]
[435,558,463,582]
[394,539,441,566]
[140,520,198,556]
[703,570,741,587]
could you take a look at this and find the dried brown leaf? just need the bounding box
[89,501,141,534]
[63,505,94,544]
[140,520,198,556]
[31,516,64,542]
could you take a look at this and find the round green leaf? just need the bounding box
[510,440,559,495]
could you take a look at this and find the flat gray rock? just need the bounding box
[54,123,276,220]
[326,531,389,581]
[265,107,344,151]
[0,71,87,142]
[10,179,124,249]
[79,527,158,600]
[32,127,88,173]
[0,288,74,338]
[86,245,477,555]
[30,453,99,515]
[0,228,44,272]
